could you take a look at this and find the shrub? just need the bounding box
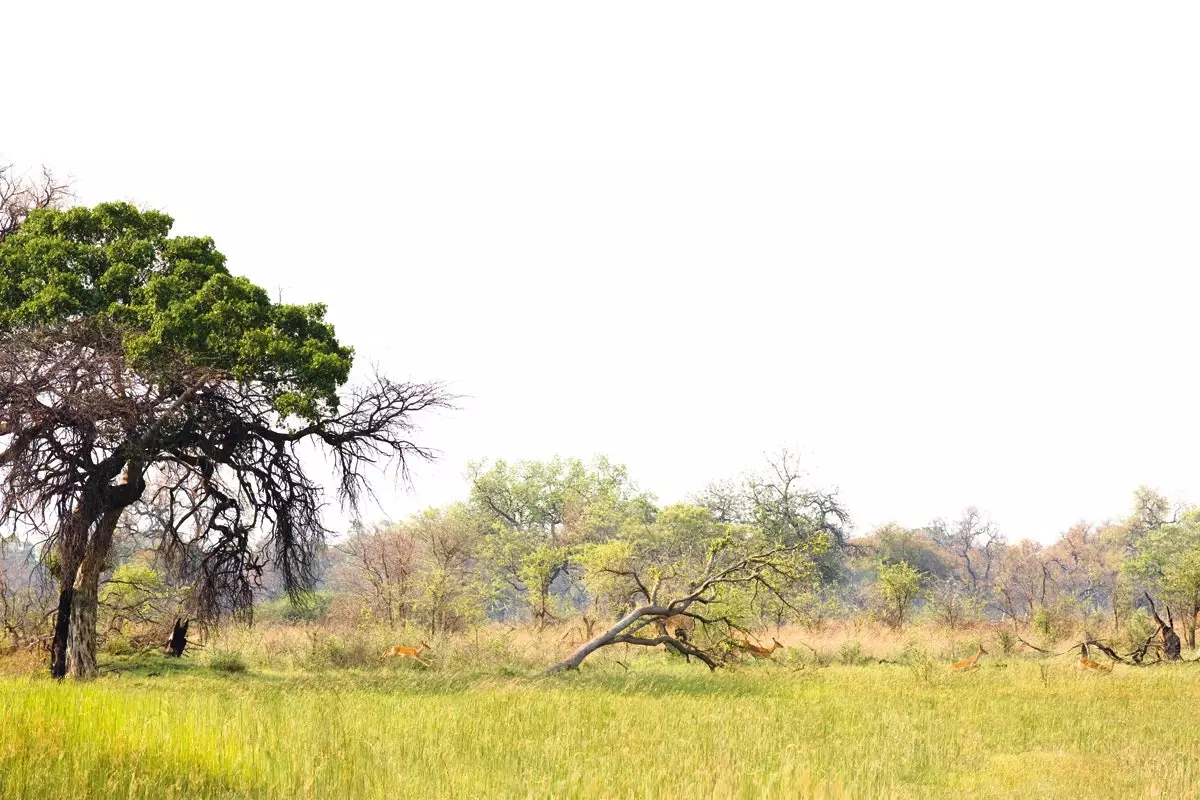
[256,591,335,625]
[900,643,942,686]
[837,639,866,666]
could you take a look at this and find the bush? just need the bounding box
[837,639,866,666]
[209,651,249,674]
[900,643,942,686]
[997,629,1017,655]
[1121,608,1157,655]
[256,591,335,625]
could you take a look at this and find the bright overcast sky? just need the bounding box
[5,2,1200,542]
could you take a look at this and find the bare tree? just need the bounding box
[0,163,72,240]
[927,508,1003,594]
[334,521,419,627]
[0,325,452,678]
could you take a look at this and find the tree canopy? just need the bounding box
[0,202,451,678]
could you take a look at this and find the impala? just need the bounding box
[387,642,431,666]
[1075,645,1112,674]
[949,645,987,672]
[736,638,785,659]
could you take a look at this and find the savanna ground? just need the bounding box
[2,624,1197,799]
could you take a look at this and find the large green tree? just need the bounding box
[469,456,651,627]
[0,202,450,678]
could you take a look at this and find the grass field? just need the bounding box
[2,652,1198,799]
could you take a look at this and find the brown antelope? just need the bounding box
[949,645,987,672]
[1075,645,1112,674]
[736,638,785,659]
[387,642,430,666]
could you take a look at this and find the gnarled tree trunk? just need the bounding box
[65,509,121,680]
[49,506,95,679]
[1146,592,1181,662]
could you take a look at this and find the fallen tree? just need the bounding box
[548,484,846,674]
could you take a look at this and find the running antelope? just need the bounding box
[387,642,431,666]
[949,645,987,672]
[737,638,785,659]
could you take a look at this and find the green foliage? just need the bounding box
[876,561,922,628]
[925,577,983,630]
[836,639,867,665]
[0,202,353,420]
[871,524,950,578]
[1120,608,1158,655]
[470,456,652,624]
[256,591,334,624]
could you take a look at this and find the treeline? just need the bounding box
[3,452,1197,657]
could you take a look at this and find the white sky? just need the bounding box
[5,2,1200,543]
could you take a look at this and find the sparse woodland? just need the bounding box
[0,167,1196,680]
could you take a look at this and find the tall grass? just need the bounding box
[2,655,1198,799]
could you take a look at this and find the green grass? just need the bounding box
[2,656,1199,798]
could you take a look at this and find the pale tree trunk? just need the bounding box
[548,605,661,673]
[545,603,720,673]
[65,509,121,680]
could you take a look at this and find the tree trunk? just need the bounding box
[65,509,120,680]
[48,584,74,679]
[544,603,718,673]
[48,508,92,679]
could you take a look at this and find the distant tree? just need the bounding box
[1124,509,1200,648]
[875,561,921,628]
[865,523,950,579]
[0,163,72,241]
[0,202,452,679]
[409,504,486,634]
[927,508,1003,594]
[1045,522,1126,630]
[993,540,1055,625]
[551,475,844,673]
[335,521,420,627]
[925,576,982,630]
[470,456,651,628]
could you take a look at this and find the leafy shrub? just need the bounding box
[837,639,866,666]
[256,591,335,624]
[996,629,1017,655]
[1120,608,1157,655]
[900,643,942,686]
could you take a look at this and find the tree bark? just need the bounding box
[48,584,74,679]
[65,509,120,680]
[1146,592,1181,662]
[48,507,93,679]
